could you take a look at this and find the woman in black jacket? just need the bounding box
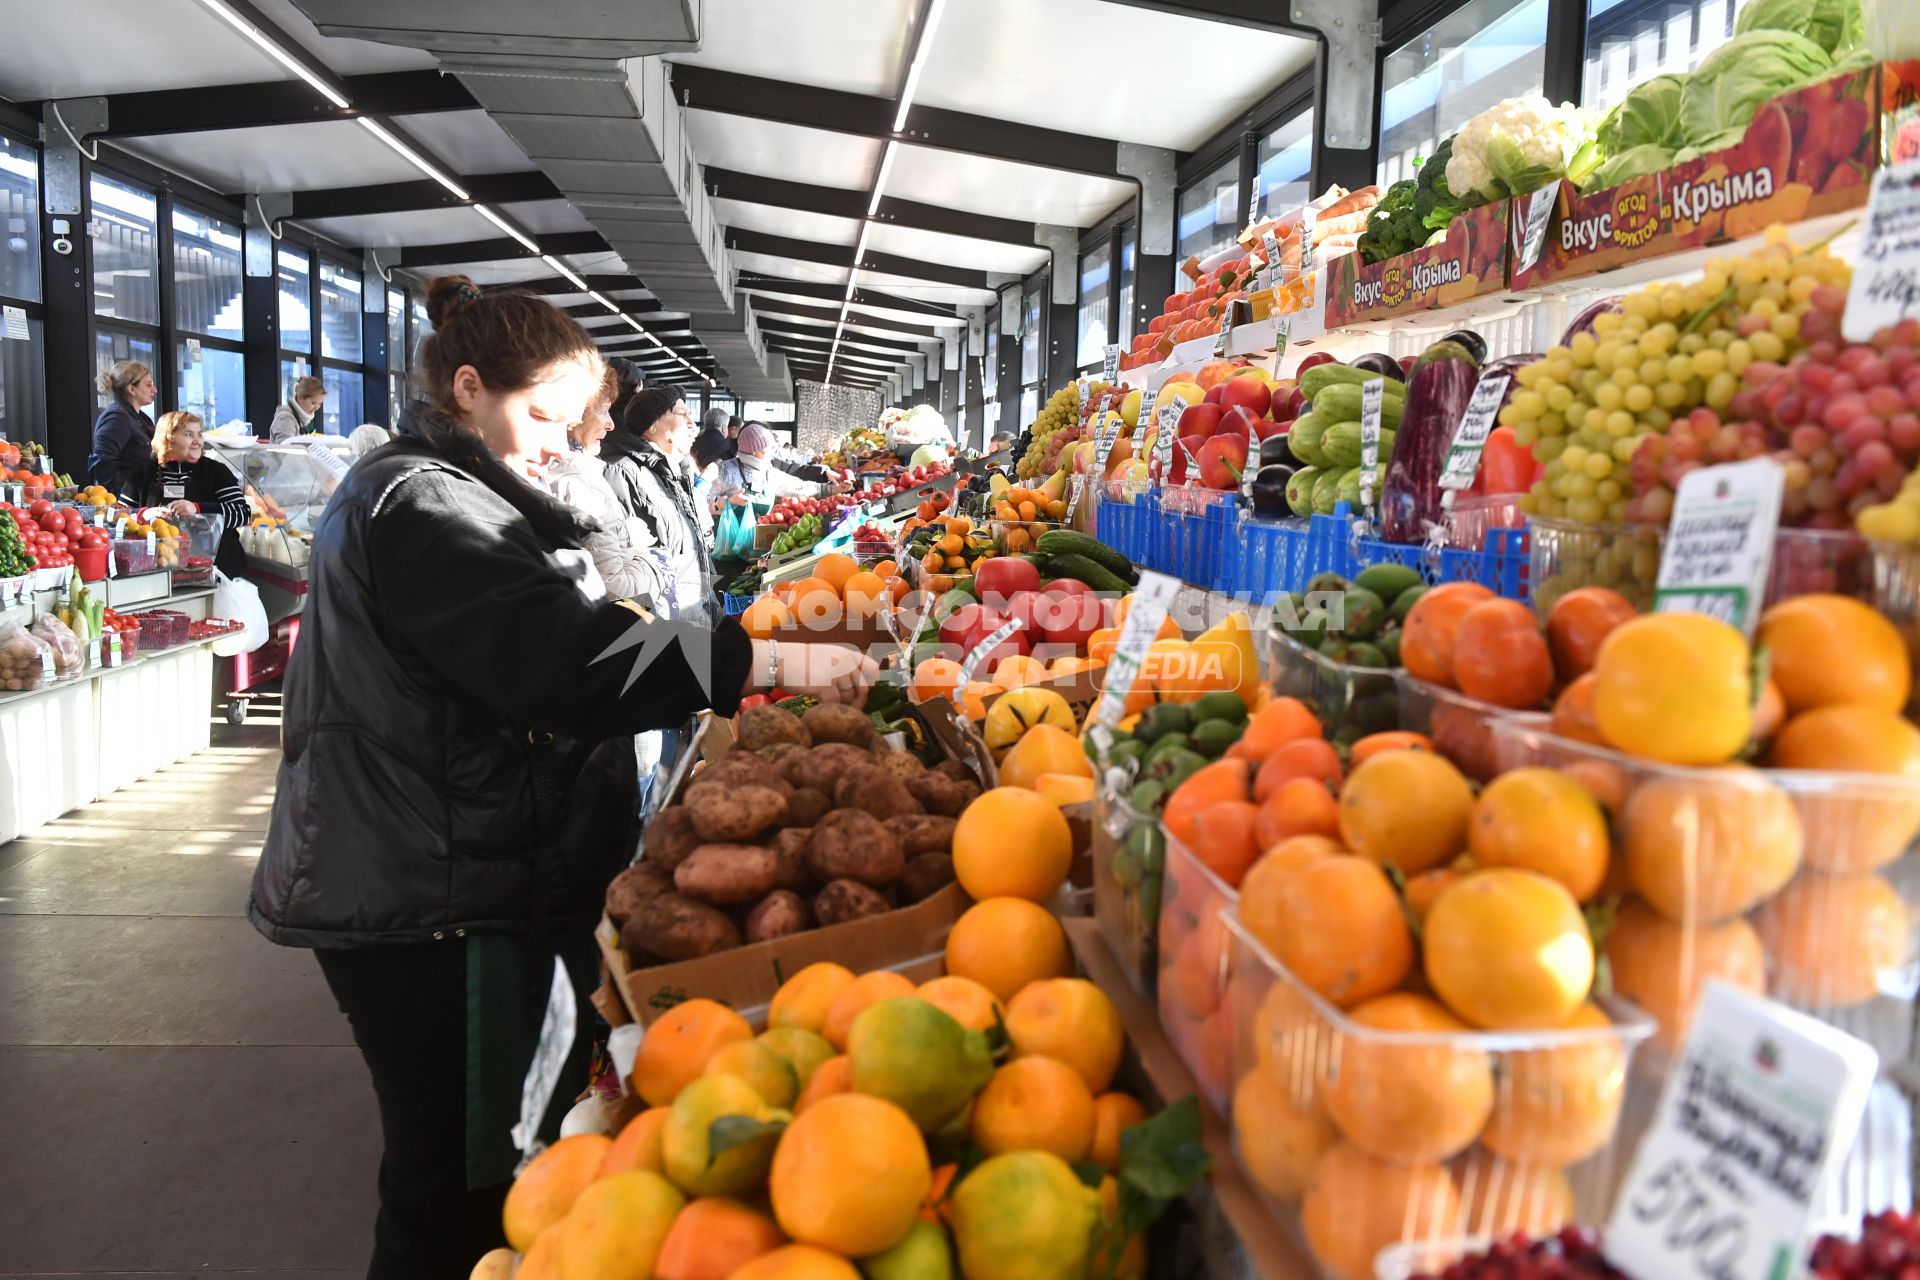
[134,410,249,576]
[249,275,871,1280]
[87,360,157,502]
[600,387,717,625]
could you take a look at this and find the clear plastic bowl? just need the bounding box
[1443,494,1526,551]
[1092,786,1162,998]
[1395,674,1552,783]
[1266,626,1401,743]
[1222,914,1655,1280]
[1156,833,1240,1116]
[1870,540,1920,721]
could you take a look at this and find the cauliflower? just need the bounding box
[1445,95,1601,204]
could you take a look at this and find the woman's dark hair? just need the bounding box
[690,427,730,471]
[607,357,647,426]
[625,386,683,438]
[418,275,600,414]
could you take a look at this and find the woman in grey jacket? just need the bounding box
[541,370,668,610]
[599,387,716,625]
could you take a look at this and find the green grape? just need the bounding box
[1624,384,1654,414]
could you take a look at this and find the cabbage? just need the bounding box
[1733,0,1864,54]
[1678,30,1831,143]
[1597,74,1686,152]
[1585,144,1678,191]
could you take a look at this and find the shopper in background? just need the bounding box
[135,409,249,577]
[606,356,646,429]
[689,424,733,515]
[268,375,328,442]
[348,424,391,460]
[711,421,828,506]
[600,387,717,626]
[87,360,157,502]
[711,410,833,485]
[250,274,873,1280]
[543,366,667,610]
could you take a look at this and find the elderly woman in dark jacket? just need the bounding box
[600,387,717,626]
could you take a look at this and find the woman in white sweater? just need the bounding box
[542,371,669,611]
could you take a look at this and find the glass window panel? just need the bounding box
[1077,241,1111,370]
[958,355,968,409]
[170,205,243,339]
[0,134,41,305]
[174,341,247,430]
[1019,386,1038,430]
[1378,0,1548,186]
[389,371,406,424]
[1178,157,1240,264]
[1020,284,1042,386]
[94,328,156,414]
[1584,0,1736,110]
[319,257,362,362]
[0,315,46,441]
[1257,110,1316,220]
[279,247,312,354]
[1118,227,1137,344]
[89,173,159,325]
[321,366,363,434]
[387,288,405,370]
[983,320,999,399]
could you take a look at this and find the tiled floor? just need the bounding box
[0,697,379,1279]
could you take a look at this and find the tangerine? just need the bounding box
[726,1244,861,1280]
[952,786,1074,899]
[556,1170,684,1280]
[1188,799,1264,887]
[1231,1068,1337,1204]
[1624,767,1803,923]
[653,1197,786,1280]
[1606,897,1764,1051]
[759,1027,835,1091]
[1338,749,1474,874]
[1545,586,1639,682]
[948,1151,1101,1280]
[1321,993,1494,1163]
[631,998,754,1106]
[599,1106,669,1177]
[1400,582,1496,688]
[915,975,1005,1034]
[704,1039,800,1109]
[1253,736,1344,801]
[1423,869,1594,1029]
[1162,909,1233,1023]
[794,1055,852,1112]
[502,1133,612,1251]
[1300,1144,1461,1280]
[770,1093,931,1258]
[1089,1092,1150,1170]
[1758,593,1911,714]
[945,898,1071,1003]
[1162,758,1253,848]
[1348,731,1434,767]
[1236,696,1324,757]
[971,1055,1096,1161]
[1236,836,1341,948]
[1005,977,1123,1093]
[821,971,917,1051]
[770,963,857,1036]
[1592,613,1752,765]
[1242,854,1412,1008]
[1454,598,1556,709]
[1754,871,1909,1007]
[1478,1001,1627,1167]
[1253,778,1343,848]
[660,1074,784,1197]
[1468,767,1610,901]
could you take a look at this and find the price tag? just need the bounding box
[145,532,156,556]
[1603,982,1878,1280]
[1213,322,1231,358]
[1246,173,1262,228]
[1261,228,1282,291]
[1101,343,1121,385]
[1844,159,1920,342]
[958,618,1023,688]
[511,957,578,1162]
[1269,318,1291,378]
[1129,387,1157,453]
[40,648,53,682]
[1087,571,1182,738]
[1,305,26,341]
[185,337,202,365]
[1153,392,1190,481]
[106,632,121,667]
[1358,379,1384,516]
[1515,180,1560,276]
[1075,377,1091,422]
[1652,457,1785,637]
[305,440,351,482]
[1300,206,1317,276]
[1438,372,1515,491]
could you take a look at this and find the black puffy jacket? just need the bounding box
[248,410,752,949]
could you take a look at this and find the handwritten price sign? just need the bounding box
[1845,160,1920,343]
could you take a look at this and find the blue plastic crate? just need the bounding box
[722,592,756,616]
[1199,501,1237,594]
[1301,504,1531,601]
[1223,515,1313,604]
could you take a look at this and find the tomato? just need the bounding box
[27,499,51,517]
[1478,426,1540,494]
[737,694,774,713]
[1034,586,1102,647]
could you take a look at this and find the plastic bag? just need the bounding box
[0,617,55,691]
[715,501,757,560]
[210,569,268,657]
[28,614,84,677]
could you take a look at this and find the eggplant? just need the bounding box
[1560,299,1622,345]
[1350,352,1406,383]
[1259,433,1296,469]
[1250,464,1296,518]
[1439,330,1488,364]
[1380,340,1484,544]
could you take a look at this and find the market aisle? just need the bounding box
[0,695,380,1280]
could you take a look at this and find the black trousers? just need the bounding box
[317,942,508,1280]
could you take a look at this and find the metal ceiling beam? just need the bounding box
[1087,0,1314,33]
[394,231,606,267]
[765,337,902,370]
[736,274,958,319]
[68,70,478,139]
[706,168,1040,246]
[758,318,924,355]
[788,363,887,388]
[727,229,990,292]
[508,275,656,298]
[283,170,562,219]
[559,300,664,318]
[670,65,1125,180]
[745,295,943,339]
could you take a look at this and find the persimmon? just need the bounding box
[1234,696,1322,758]
[1347,731,1431,767]
[1624,766,1802,923]
[1550,673,1605,745]
[1758,593,1911,714]
[1188,800,1264,887]
[1338,749,1474,874]
[1400,582,1495,688]
[1426,696,1505,782]
[1322,993,1493,1163]
[1238,835,1342,947]
[1545,586,1638,682]
[1242,854,1412,1008]
[1162,758,1251,849]
[1424,870,1594,1029]
[1770,704,1920,872]
[1591,613,1752,766]
[1253,777,1342,848]
[1253,736,1344,801]
[1468,767,1610,902]
[1453,598,1555,709]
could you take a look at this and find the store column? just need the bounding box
[241,199,284,435]
[1038,226,1077,392]
[996,289,1020,440]
[38,99,101,467]
[1117,146,1176,352]
[360,251,389,428]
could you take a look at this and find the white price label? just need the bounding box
[1261,229,1282,291]
[1101,343,1121,385]
[1213,322,1230,358]
[1091,414,1122,474]
[1844,160,1920,342]
[1604,983,1877,1280]
[114,516,127,538]
[958,619,1023,688]
[1075,377,1091,420]
[305,441,351,482]
[1130,388,1157,452]
[1247,173,1262,227]
[1652,457,1785,637]
[1,305,26,341]
[1515,180,1560,276]
[1438,372,1514,491]
[1300,206,1316,276]
[107,632,121,666]
[185,337,202,365]
[1066,473,1089,522]
[1153,393,1190,479]
[512,958,578,1162]
[1088,571,1182,735]
[1358,379,1384,515]
[1269,318,1291,378]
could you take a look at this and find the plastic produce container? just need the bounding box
[1156,833,1239,1115]
[131,609,189,649]
[1395,674,1551,783]
[169,515,218,587]
[1267,625,1401,744]
[1091,786,1162,998]
[1870,540,1920,720]
[1222,914,1655,1280]
[111,537,158,576]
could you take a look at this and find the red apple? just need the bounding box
[1197,435,1250,489]
[1176,403,1224,438]
[1253,416,1290,442]
[1215,405,1259,447]
[1203,383,1226,406]
[1218,376,1271,417]
[1296,352,1338,375]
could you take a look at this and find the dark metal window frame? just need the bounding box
[0,124,46,323]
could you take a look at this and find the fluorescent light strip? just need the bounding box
[852,220,872,268]
[588,290,624,313]
[196,0,350,109]
[543,256,589,290]
[473,204,539,253]
[357,118,470,200]
[892,0,948,131]
[868,142,897,216]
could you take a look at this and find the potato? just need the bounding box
[628,892,741,961]
[674,844,786,906]
[755,742,807,770]
[771,828,812,888]
[786,787,832,828]
[646,806,702,871]
[834,774,923,821]
[605,863,674,929]
[784,743,880,794]
[738,704,811,752]
[900,853,957,903]
[877,750,925,782]
[686,782,786,841]
[906,771,978,818]
[934,759,974,782]
[814,879,892,926]
[806,809,905,887]
[803,703,878,749]
[699,752,792,796]
[885,814,956,856]
[746,890,812,943]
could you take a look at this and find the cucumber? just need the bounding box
[1299,364,1412,402]
[1046,552,1133,594]
[1035,529,1137,584]
[1313,383,1408,429]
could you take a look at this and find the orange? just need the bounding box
[630,999,753,1107]
[516,1225,562,1280]
[1545,586,1639,682]
[770,963,857,1036]
[556,1170,684,1280]
[1478,1001,1627,1167]
[1754,871,1908,1007]
[992,653,1050,689]
[1253,777,1342,848]
[1770,704,1920,872]
[971,1055,1097,1161]
[1005,977,1123,1093]
[1607,897,1764,1051]
[502,1133,613,1251]
[951,786,1074,900]
[813,552,859,594]
[842,570,888,619]
[789,585,844,630]
[1468,767,1610,901]
[1456,1151,1575,1239]
[1400,582,1496,688]
[1338,749,1474,874]
[794,1055,852,1112]
[1592,613,1752,765]
[1231,1069,1337,1204]
[1624,767,1803,923]
[996,725,1093,792]
[1454,598,1556,709]
[1301,1144,1462,1280]
[821,971,916,1051]
[1423,869,1594,1029]
[1089,1092,1150,1170]
[653,1197,786,1280]
[726,1244,861,1280]
[915,975,1005,1034]
[742,595,796,640]
[1550,672,1607,746]
[1236,836,1340,946]
[600,1106,669,1177]
[1241,853,1412,1008]
[1321,993,1493,1163]
[1758,593,1911,713]
[945,897,1071,1003]
[770,1093,931,1257]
